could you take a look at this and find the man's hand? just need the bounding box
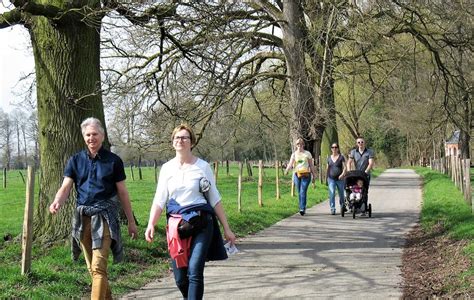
[49,201,61,214]
[128,222,138,240]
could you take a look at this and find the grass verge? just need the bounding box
[1,164,334,298]
[413,167,474,294]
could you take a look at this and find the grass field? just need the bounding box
[0,163,331,298]
[413,167,474,293]
[1,165,471,298]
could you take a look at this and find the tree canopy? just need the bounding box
[0,0,471,241]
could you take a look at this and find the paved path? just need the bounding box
[122,169,422,299]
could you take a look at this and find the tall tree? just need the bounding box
[1,0,106,240]
[0,110,13,169]
[0,0,174,241]
[103,1,356,166]
[384,0,473,158]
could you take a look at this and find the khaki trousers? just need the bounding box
[80,216,112,300]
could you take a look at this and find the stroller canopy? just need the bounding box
[344,170,369,189]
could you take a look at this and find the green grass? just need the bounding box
[7,165,469,297]
[0,170,30,239]
[412,167,474,292]
[0,164,330,298]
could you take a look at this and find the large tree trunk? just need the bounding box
[30,1,107,242]
[321,74,338,160]
[281,1,317,156]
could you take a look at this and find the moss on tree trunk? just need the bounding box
[29,1,107,241]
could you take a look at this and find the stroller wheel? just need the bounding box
[352,208,356,219]
[368,203,372,218]
[341,208,345,217]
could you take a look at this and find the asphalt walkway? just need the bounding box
[122,169,422,299]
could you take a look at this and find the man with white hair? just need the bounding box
[49,117,137,300]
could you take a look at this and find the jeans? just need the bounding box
[293,173,311,212]
[328,177,345,212]
[80,216,112,300]
[172,214,214,300]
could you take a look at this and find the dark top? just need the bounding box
[64,147,126,206]
[349,148,375,173]
[327,155,345,180]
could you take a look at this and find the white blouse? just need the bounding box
[152,157,221,209]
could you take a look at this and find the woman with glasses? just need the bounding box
[284,138,317,216]
[326,143,347,215]
[145,124,236,300]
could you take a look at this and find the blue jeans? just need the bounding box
[293,173,311,212]
[328,177,345,212]
[171,214,214,300]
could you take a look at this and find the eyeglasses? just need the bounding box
[174,136,191,141]
[331,146,338,148]
[357,141,365,144]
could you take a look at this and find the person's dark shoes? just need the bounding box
[331,210,336,215]
[299,210,305,216]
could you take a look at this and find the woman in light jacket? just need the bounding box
[145,124,236,300]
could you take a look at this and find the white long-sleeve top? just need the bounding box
[152,157,221,209]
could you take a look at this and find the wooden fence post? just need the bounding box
[226,160,229,177]
[258,160,263,207]
[453,157,458,188]
[463,159,471,207]
[443,157,445,173]
[275,160,280,200]
[214,161,219,185]
[19,171,25,184]
[318,156,323,183]
[291,175,295,197]
[245,160,253,178]
[237,162,242,213]
[130,165,135,181]
[22,166,35,275]
[3,168,6,189]
[154,160,158,184]
[457,157,462,191]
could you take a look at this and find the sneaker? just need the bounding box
[299,210,305,216]
[331,210,336,215]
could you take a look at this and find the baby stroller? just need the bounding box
[341,170,372,218]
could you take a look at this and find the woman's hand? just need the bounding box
[145,224,155,243]
[224,228,236,245]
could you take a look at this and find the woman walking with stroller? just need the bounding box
[326,143,347,215]
[284,138,317,216]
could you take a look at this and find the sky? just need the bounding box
[0,4,35,113]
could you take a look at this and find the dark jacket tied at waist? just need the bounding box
[166,199,228,261]
[71,195,123,263]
